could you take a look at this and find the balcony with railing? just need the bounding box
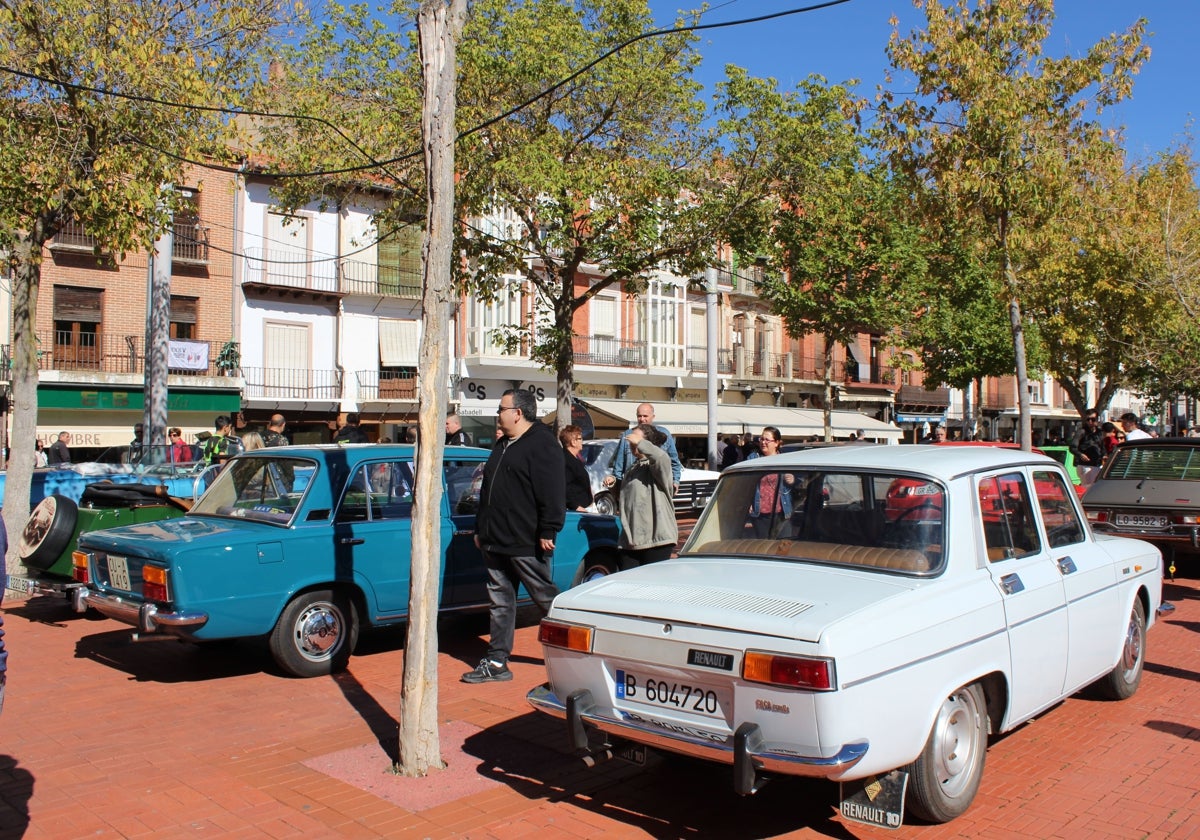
[50,219,208,265]
[241,367,342,400]
[242,247,339,295]
[339,259,421,299]
[572,335,648,368]
[684,345,733,375]
[171,215,209,265]
[896,382,951,409]
[24,331,225,376]
[356,369,417,401]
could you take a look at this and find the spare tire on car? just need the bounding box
[18,494,79,571]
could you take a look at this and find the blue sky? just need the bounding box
[647,0,1197,160]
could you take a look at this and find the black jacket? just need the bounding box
[478,422,566,556]
[335,424,369,444]
[564,449,594,510]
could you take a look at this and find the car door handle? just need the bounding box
[340,537,365,545]
[1056,556,1077,575]
[999,573,1024,595]
[454,529,475,536]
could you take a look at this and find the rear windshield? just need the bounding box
[682,469,946,575]
[1104,446,1200,480]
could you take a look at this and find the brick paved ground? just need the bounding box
[1,571,1197,840]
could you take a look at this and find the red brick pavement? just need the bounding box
[0,573,1197,839]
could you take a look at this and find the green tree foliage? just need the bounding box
[251,2,426,220]
[454,0,765,423]
[1021,139,1166,416]
[720,71,924,439]
[878,0,1148,448]
[0,0,285,561]
[1117,148,1200,403]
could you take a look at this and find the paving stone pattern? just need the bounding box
[0,573,1197,839]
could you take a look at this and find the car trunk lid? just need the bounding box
[557,557,915,643]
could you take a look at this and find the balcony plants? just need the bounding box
[215,340,240,376]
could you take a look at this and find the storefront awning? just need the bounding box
[575,399,902,441]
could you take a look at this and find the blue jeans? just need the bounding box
[484,550,559,663]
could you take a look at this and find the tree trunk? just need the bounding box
[555,280,574,432]
[1003,230,1032,451]
[396,0,465,778]
[3,232,48,577]
[821,341,834,442]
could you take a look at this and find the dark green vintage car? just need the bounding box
[8,478,214,601]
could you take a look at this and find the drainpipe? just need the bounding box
[334,201,345,412]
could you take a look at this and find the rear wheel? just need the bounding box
[1094,598,1146,700]
[906,682,988,824]
[572,553,619,586]
[593,491,617,516]
[18,495,78,570]
[269,589,358,678]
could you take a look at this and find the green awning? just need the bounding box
[38,385,240,413]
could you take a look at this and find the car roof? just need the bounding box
[236,443,489,460]
[724,443,1059,482]
[1110,436,1199,449]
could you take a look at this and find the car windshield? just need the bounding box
[190,455,316,525]
[1104,445,1200,480]
[681,468,947,575]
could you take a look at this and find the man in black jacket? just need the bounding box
[462,389,565,683]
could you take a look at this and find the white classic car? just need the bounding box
[527,445,1163,827]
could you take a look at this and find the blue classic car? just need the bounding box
[73,444,622,677]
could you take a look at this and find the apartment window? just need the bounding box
[645,281,683,368]
[53,286,102,367]
[263,321,311,397]
[378,221,422,296]
[170,296,198,340]
[265,211,309,286]
[172,190,208,264]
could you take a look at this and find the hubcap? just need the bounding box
[295,602,342,661]
[1119,610,1143,680]
[931,689,982,796]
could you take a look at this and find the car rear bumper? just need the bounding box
[1091,524,1200,552]
[527,683,867,790]
[81,591,208,636]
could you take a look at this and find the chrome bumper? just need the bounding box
[81,591,208,636]
[527,683,867,794]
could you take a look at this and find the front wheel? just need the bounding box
[1094,598,1146,700]
[905,682,989,824]
[269,589,358,678]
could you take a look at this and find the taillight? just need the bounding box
[1086,510,1108,523]
[538,619,593,653]
[142,566,170,602]
[72,551,91,584]
[743,651,835,691]
[1172,514,1200,525]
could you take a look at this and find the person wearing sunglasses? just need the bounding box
[1071,412,1105,478]
[745,427,795,538]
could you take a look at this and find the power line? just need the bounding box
[0,0,853,180]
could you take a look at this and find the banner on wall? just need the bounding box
[168,340,209,371]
